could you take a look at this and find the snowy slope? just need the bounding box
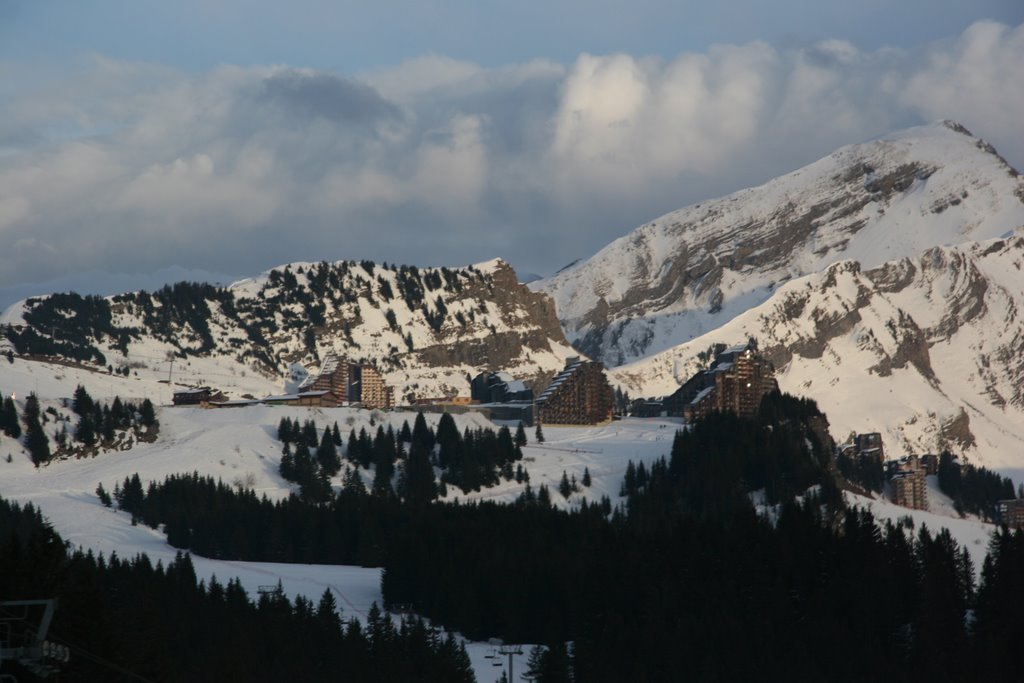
[1,258,576,402]
[0,381,682,682]
[611,231,1024,469]
[534,121,1024,366]
[1,349,1010,681]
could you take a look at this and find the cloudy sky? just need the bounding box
[1,1,1023,306]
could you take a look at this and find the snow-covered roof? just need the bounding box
[264,394,300,402]
[318,353,341,375]
[689,387,714,405]
[504,380,527,393]
[536,359,586,403]
[174,387,211,395]
[495,371,515,382]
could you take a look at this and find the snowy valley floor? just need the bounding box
[0,356,1016,681]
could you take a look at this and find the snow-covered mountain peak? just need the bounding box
[533,120,1024,366]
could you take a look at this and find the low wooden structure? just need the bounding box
[263,390,342,408]
[172,386,226,406]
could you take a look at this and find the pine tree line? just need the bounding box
[837,448,885,492]
[7,259,492,374]
[276,412,527,504]
[0,496,475,682]
[68,384,158,451]
[78,390,1024,680]
[937,451,1018,519]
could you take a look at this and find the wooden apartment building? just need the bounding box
[888,455,929,511]
[300,352,393,409]
[535,358,614,425]
[664,342,778,421]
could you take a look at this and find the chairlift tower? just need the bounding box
[498,642,523,680]
[484,637,523,681]
[0,599,70,680]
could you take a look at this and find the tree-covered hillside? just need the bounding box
[68,393,1024,681]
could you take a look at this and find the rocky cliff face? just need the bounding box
[612,233,1024,468]
[2,258,575,401]
[534,121,1024,367]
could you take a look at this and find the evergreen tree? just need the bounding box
[303,420,320,448]
[537,484,552,507]
[621,461,636,496]
[356,428,373,468]
[400,439,437,506]
[342,466,366,495]
[559,471,572,499]
[95,482,112,507]
[523,645,546,681]
[346,429,359,463]
[535,422,545,443]
[110,396,125,424]
[277,416,293,443]
[301,467,332,505]
[117,473,145,521]
[332,422,342,446]
[515,422,528,448]
[372,438,395,498]
[72,384,94,416]
[316,588,342,633]
[101,405,116,442]
[23,393,51,466]
[537,641,573,683]
[1,395,20,438]
[318,430,341,477]
[436,413,459,454]
[75,412,97,446]
[582,467,591,487]
[412,412,435,453]
[139,398,157,429]
[279,443,296,482]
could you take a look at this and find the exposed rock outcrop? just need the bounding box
[535,121,1024,367]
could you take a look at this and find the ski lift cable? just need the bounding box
[46,632,157,683]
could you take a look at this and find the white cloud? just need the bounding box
[902,21,1024,161]
[413,113,488,209]
[549,42,779,193]
[0,20,1021,292]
